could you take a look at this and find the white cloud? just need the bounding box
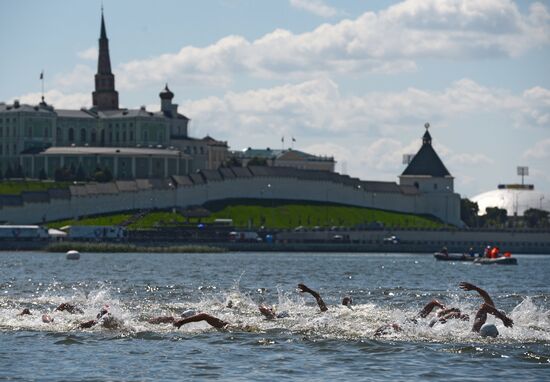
[53,64,94,92]
[13,90,90,109]
[181,77,549,141]
[523,139,550,159]
[289,0,339,18]
[77,47,98,60]
[111,0,549,87]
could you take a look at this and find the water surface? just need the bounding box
[1,252,548,381]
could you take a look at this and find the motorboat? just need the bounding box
[474,257,517,265]
[433,252,476,261]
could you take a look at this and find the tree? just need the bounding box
[75,163,86,181]
[484,206,507,227]
[5,164,13,179]
[93,166,113,183]
[523,208,549,228]
[247,157,268,166]
[38,168,47,180]
[223,156,242,167]
[13,164,24,178]
[460,198,479,227]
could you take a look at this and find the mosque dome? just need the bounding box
[471,185,549,216]
[159,84,174,100]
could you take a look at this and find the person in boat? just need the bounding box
[484,245,492,258]
[468,247,476,257]
[459,282,513,337]
[297,283,353,311]
[440,246,449,256]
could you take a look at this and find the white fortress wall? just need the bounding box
[1,174,461,225]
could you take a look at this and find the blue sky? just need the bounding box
[1,0,549,198]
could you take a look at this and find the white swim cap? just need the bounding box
[480,323,499,338]
[181,309,197,318]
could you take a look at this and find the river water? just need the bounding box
[1,251,548,381]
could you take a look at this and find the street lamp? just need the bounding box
[267,183,274,227]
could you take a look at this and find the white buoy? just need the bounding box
[66,250,80,260]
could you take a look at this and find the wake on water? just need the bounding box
[1,282,549,345]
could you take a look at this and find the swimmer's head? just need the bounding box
[479,323,499,338]
[19,308,32,316]
[97,305,109,319]
[181,309,197,318]
[342,296,353,307]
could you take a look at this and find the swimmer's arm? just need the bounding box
[55,303,83,314]
[173,313,229,329]
[79,319,98,329]
[472,303,513,332]
[419,299,445,318]
[483,303,513,328]
[297,284,328,312]
[148,316,176,324]
[459,282,495,306]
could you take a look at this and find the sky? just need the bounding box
[1,0,549,198]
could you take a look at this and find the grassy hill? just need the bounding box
[48,199,445,230]
[0,180,69,195]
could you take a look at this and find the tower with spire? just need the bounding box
[399,123,454,193]
[92,9,119,110]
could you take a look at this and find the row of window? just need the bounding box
[0,126,17,137]
[57,127,167,145]
[0,144,18,156]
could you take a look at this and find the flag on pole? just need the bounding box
[40,71,44,80]
[281,136,284,143]
[292,137,296,142]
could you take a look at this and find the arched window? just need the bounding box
[56,128,61,141]
[91,129,97,144]
[143,131,148,142]
[414,182,419,189]
[80,128,86,143]
[68,128,74,142]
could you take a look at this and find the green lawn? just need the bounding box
[47,213,133,229]
[45,200,445,230]
[202,200,444,229]
[0,180,69,195]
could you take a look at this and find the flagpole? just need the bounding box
[40,70,44,102]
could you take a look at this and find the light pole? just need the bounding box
[267,183,274,228]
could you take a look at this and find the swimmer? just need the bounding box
[297,283,328,312]
[258,304,290,320]
[18,307,54,323]
[79,305,120,329]
[55,302,83,314]
[147,309,198,324]
[297,283,354,312]
[342,296,353,309]
[374,299,468,336]
[173,312,229,330]
[17,302,84,324]
[18,308,32,316]
[459,282,513,337]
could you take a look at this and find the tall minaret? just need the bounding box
[92,9,119,110]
